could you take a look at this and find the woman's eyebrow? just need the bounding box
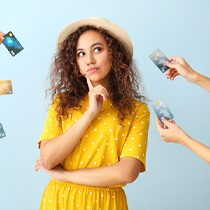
[76,43,103,52]
[91,43,103,48]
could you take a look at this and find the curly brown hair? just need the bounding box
[46,26,147,123]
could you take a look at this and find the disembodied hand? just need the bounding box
[155,116,186,144]
[0,31,5,45]
[166,56,196,82]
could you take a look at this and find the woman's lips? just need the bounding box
[87,67,98,73]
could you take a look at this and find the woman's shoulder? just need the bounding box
[133,99,150,113]
[51,94,62,106]
[51,92,75,104]
[50,93,88,114]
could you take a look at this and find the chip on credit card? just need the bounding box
[2,31,24,56]
[0,123,6,139]
[152,100,174,123]
[149,48,170,73]
[0,80,13,95]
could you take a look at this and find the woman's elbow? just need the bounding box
[41,154,55,170]
[40,140,55,169]
[118,157,142,184]
[121,170,139,184]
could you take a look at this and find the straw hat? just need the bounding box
[56,17,133,61]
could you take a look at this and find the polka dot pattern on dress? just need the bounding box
[38,96,150,209]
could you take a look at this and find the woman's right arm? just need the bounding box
[40,76,109,170]
[40,110,94,170]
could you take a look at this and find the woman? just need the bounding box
[34,17,150,210]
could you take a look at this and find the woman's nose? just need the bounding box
[86,52,96,65]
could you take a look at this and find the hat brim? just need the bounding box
[56,17,133,61]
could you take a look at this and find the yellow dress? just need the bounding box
[38,95,150,210]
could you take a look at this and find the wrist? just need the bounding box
[187,69,199,83]
[179,131,190,146]
[60,169,69,182]
[84,110,96,123]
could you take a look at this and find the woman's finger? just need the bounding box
[155,116,163,132]
[168,56,181,63]
[90,85,109,101]
[34,157,43,171]
[86,76,93,90]
[92,90,107,101]
[160,123,164,128]
[172,72,179,79]
[0,32,5,44]
[169,119,175,124]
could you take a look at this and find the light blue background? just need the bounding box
[0,0,209,209]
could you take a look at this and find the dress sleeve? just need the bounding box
[120,103,150,172]
[37,96,62,148]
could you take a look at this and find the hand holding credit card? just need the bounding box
[152,100,174,123]
[149,48,170,73]
[2,31,24,56]
[0,31,5,44]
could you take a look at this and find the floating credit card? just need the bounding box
[0,80,13,95]
[2,31,24,56]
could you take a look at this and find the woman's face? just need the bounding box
[76,30,112,86]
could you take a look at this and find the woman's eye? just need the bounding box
[94,47,102,53]
[77,52,85,57]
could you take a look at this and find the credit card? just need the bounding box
[2,31,24,56]
[0,123,6,139]
[0,80,13,95]
[152,99,174,123]
[149,48,170,73]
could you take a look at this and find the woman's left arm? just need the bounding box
[35,156,141,186]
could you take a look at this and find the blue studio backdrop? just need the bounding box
[0,0,210,209]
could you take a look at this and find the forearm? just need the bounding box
[190,71,210,92]
[41,111,94,169]
[181,135,210,164]
[60,158,141,187]
[63,163,124,187]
